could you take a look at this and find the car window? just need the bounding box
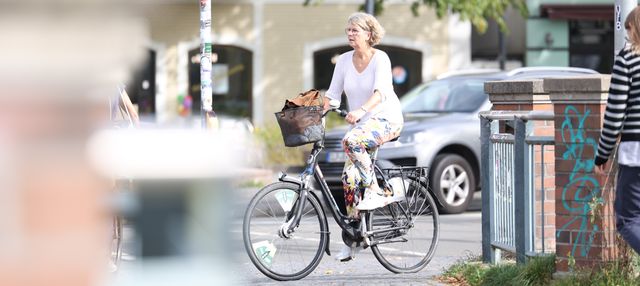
[401,79,488,113]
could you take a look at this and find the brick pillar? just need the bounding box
[485,79,556,254]
[486,79,546,112]
[545,75,617,273]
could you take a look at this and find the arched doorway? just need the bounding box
[313,45,422,98]
[188,45,253,117]
[126,49,156,118]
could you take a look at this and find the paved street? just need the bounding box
[229,189,482,285]
[114,188,481,285]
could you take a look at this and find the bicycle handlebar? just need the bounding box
[324,107,359,123]
[334,108,348,117]
[323,107,348,118]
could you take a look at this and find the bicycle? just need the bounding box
[243,102,440,281]
[108,85,138,270]
[110,204,124,269]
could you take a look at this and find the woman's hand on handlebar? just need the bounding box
[323,98,332,112]
[346,109,366,125]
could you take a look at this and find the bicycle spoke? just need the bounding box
[254,206,279,222]
[301,206,315,218]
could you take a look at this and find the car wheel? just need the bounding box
[430,154,475,214]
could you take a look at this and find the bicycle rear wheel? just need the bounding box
[368,176,439,273]
[243,182,328,281]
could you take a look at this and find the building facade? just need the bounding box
[127,0,471,125]
[525,0,615,73]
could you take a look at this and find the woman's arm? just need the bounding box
[361,90,382,113]
[346,90,382,124]
[373,52,393,103]
[595,52,630,167]
[324,55,345,111]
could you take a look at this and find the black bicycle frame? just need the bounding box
[281,136,360,238]
[313,162,354,230]
[281,137,420,251]
[281,108,396,239]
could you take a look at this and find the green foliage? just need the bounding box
[357,0,385,15]
[441,255,556,286]
[567,252,575,271]
[325,111,347,131]
[237,179,265,188]
[516,255,555,286]
[482,263,520,285]
[303,0,528,34]
[410,0,528,34]
[587,196,604,224]
[553,261,640,286]
[442,260,488,286]
[253,124,308,167]
[442,252,640,286]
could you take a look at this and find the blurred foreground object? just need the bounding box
[0,1,147,286]
[88,129,252,286]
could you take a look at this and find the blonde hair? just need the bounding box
[347,12,385,46]
[625,6,640,54]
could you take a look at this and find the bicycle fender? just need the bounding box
[278,173,303,186]
[375,159,396,170]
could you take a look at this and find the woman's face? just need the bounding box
[345,23,370,49]
[627,23,636,42]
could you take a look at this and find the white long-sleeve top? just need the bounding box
[324,49,403,125]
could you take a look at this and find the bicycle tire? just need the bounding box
[243,182,328,281]
[368,176,440,273]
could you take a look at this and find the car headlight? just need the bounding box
[397,131,431,144]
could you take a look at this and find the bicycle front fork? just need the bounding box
[276,172,312,236]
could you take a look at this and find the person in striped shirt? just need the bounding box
[594,6,640,254]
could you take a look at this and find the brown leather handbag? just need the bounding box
[275,89,325,147]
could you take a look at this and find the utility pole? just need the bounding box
[200,0,217,129]
[497,12,508,71]
[498,29,506,71]
[615,0,637,54]
[365,0,374,15]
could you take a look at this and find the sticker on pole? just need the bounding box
[616,5,622,30]
[253,240,277,267]
[275,189,298,212]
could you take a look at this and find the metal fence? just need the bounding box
[480,111,555,264]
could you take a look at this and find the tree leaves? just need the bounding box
[303,0,528,34]
[410,0,528,34]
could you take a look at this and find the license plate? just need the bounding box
[326,151,347,163]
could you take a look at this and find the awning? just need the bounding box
[540,4,613,21]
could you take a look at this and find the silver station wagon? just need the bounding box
[318,67,598,214]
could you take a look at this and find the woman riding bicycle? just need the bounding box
[323,12,404,261]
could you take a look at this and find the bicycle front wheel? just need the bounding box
[368,177,440,273]
[243,182,328,281]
